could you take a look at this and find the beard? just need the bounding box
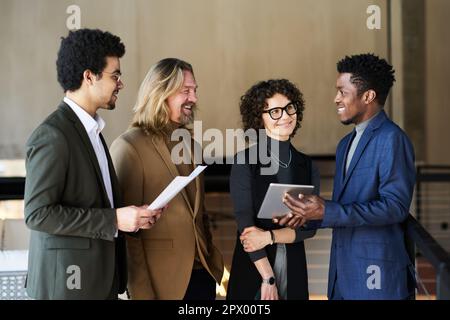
[106,90,119,110]
[340,113,359,125]
[107,101,116,110]
[340,118,353,125]
[179,103,196,125]
[99,101,116,111]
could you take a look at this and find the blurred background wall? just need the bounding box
[1,0,448,162]
[1,0,449,161]
[0,0,390,158]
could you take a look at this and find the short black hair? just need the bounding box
[240,79,305,137]
[337,53,395,106]
[56,28,125,92]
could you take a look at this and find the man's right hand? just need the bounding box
[116,206,165,232]
[273,212,306,228]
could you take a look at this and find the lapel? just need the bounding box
[340,130,356,183]
[151,135,196,217]
[331,132,353,200]
[193,167,201,218]
[58,102,110,207]
[336,110,388,201]
[100,133,121,207]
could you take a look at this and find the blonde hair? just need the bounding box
[131,58,194,134]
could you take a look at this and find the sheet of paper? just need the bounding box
[189,165,207,178]
[147,165,207,210]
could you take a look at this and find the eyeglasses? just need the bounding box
[263,101,299,120]
[101,71,122,83]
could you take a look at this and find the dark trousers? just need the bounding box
[183,268,216,300]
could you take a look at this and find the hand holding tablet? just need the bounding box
[257,183,314,219]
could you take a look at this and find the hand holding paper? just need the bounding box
[147,165,207,210]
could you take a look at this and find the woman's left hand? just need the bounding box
[240,226,272,252]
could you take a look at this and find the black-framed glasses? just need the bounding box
[263,101,299,120]
[102,71,122,83]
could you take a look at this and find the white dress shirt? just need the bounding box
[63,97,114,209]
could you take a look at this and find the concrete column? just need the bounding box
[400,0,426,162]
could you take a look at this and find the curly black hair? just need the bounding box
[337,53,395,106]
[56,29,125,92]
[239,79,305,138]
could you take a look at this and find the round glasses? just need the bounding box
[263,101,299,120]
[102,71,122,83]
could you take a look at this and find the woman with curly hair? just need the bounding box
[226,79,320,300]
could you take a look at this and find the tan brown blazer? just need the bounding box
[110,127,223,299]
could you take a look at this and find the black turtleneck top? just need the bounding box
[230,137,320,262]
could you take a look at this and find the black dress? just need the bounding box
[226,138,320,300]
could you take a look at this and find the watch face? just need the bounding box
[263,276,276,285]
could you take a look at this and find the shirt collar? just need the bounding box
[355,111,380,134]
[63,97,105,134]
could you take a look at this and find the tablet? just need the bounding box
[257,183,314,219]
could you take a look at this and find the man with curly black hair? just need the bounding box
[282,53,416,299]
[24,29,164,299]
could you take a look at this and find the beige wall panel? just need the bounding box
[0,0,388,159]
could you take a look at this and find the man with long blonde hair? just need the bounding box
[111,58,224,300]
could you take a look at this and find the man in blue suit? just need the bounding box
[282,53,416,299]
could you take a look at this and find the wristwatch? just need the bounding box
[262,276,276,285]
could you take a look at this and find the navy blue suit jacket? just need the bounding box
[321,110,416,299]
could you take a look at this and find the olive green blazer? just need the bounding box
[24,102,126,299]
